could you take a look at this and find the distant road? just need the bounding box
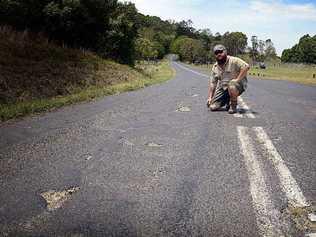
[0,62,315,236]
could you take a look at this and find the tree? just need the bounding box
[170,36,188,55]
[171,36,206,63]
[281,34,316,63]
[258,40,265,60]
[298,35,316,63]
[222,32,247,56]
[136,14,176,56]
[196,28,213,49]
[106,2,139,65]
[0,0,53,31]
[175,20,195,38]
[264,39,276,59]
[281,49,291,62]
[251,35,258,64]
[135,37,158,61]
[0,0,139,65]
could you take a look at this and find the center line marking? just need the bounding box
[253,127,309,207]
[237,126,284,237]
[238,97,256,118]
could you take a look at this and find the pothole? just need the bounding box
[145,142,163,147]
[118,137,134,146]
[272,136,282,141]
[40,187,80,211]
[85,155,92,161]
[281,203,316,234]
[153,167,166,176]
[177,106,191,112]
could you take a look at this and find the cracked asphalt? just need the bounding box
[0,62,315,236]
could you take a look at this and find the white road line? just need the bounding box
[237,126,284,237]
[239,97,256,119]
[253,127,309,207]
[233,97,255,118]
[173,62,209,78]
[234,113,243,118]
[306,233,316,237]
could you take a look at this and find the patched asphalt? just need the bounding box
[0,62,315,236]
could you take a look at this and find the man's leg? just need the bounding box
[227,80,244,114]
[209,87,230,111]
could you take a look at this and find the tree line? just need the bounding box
[281,34,316,64]
[0,0,252,65]
[1,0,314,65]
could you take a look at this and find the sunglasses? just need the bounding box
[214,50,224,55]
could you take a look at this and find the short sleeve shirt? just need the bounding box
[210,56,249,90]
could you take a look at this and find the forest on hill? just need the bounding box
[0,0,289,65]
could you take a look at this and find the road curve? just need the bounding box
[0,62,315,236]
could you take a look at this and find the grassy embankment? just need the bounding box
[0,27,175,122]
[186,61,316,86]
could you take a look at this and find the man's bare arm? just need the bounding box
[235,65,250,82]
[207,80,216,102]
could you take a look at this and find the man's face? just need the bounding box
[214,50,227,65]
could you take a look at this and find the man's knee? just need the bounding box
[228,86,239,98]
[228,85,238,92]
[228,84,242,97]
[228,81,238,90]
[228,80,244,96]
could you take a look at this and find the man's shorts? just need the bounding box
[209,80,245,110]
[228,79,245,95]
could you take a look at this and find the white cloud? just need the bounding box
[250,0,316,20]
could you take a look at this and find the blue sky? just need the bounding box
[124,0,316,56]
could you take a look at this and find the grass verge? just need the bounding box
[184,62,316,86]
[0,61,175,122]
[248,66,316,86]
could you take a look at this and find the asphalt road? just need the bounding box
[0,62,315,237]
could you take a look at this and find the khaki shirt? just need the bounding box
[210,56,249,90]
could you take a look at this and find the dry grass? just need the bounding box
[283,203,316,233]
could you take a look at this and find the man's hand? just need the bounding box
[230,79,240,87]
[206,97,212,107]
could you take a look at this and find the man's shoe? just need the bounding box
[225,104,230,111]
[228,106,237,114]
[228,101,237,114]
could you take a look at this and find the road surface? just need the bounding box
[0,62,315,236]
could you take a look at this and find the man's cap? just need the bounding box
[213,44,226,52]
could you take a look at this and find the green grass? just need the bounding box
[0,60,175,122]
[185,62,316,86]
[248,64,316,85]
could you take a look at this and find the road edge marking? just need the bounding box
[253,127,309,208]
[237,126,284,237]
[173,62,209,78]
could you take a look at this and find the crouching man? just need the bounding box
[207,44,250,114]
